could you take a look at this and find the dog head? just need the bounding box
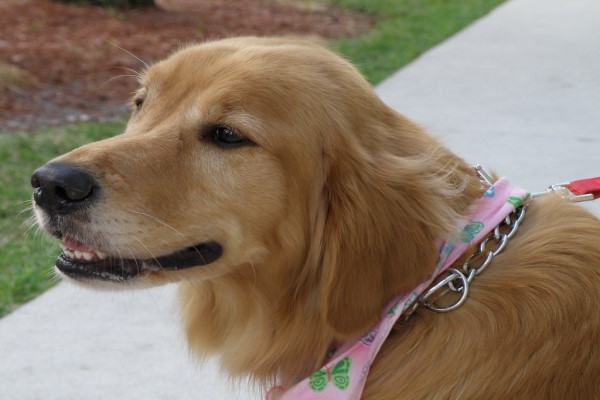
[32,37,479,338]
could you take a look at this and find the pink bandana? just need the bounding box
[267,178,530,400]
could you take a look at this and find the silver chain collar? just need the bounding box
[403,166,527,318]
[402,166,597,320]
[418,203,527,314]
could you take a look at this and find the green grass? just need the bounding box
[331,0,506,84]
[0,121,125,316]
[0,0,505,317]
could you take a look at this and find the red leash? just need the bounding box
[567,177,600,200]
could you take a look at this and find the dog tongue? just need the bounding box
[63,236,96,252]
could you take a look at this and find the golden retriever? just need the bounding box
[32,37,600,399]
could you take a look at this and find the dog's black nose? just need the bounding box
[31,162,97,213]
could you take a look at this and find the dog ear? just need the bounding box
[319,143,476,337]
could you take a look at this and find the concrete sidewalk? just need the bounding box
[1,0,599,398]
[376,0,600,216]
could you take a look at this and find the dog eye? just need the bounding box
[134,97,144,110]
[211,126,247,148]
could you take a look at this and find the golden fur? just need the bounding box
[35,37,600,398]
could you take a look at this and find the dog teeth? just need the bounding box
[60,245,107,262]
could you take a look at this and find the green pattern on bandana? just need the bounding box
[308,357,351,392]
[507,195,525,208]
[461,221,484,243]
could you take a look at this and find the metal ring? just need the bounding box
[420,269,470,313]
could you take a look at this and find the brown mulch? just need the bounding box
[0,0,374,131]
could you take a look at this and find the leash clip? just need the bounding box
[476,165,599,203]
[532,180,598,202]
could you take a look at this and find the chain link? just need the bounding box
[404,204,527,318]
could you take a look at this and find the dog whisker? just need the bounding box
[106,65,144,77]
[128,210,186,238]
[22,214,36,228]
[131,236,167,276]
[106,40,149,69]
[24,219,42,239]
[143,287,163,313]
[46,268,62,286]
[102,74,140,86]
[17,205,34,217]
[115,247,127,282]
[183,277,205,297]
[125,246,143,279]
[127,210,210,265]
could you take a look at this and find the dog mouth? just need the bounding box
[56,236,223,283]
